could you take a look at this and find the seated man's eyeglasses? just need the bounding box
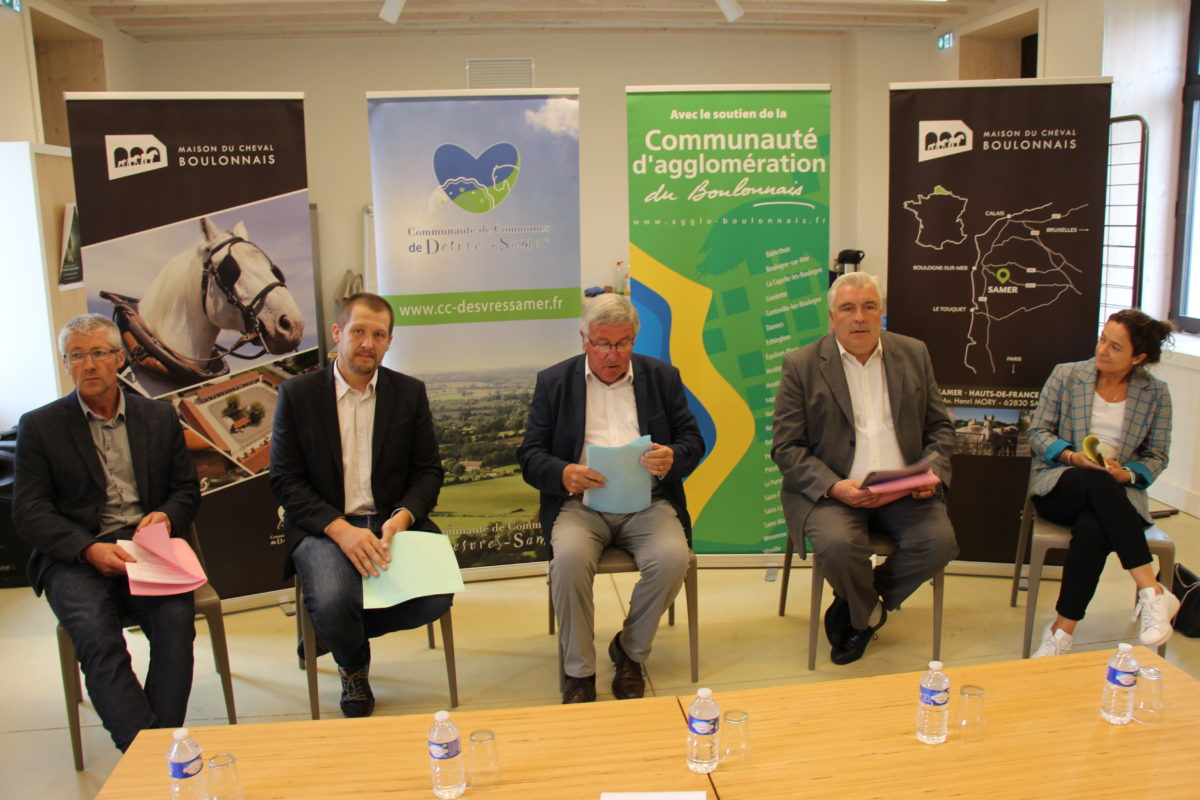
[587,338,634,353]
[65,348,121,365]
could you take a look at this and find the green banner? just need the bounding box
[627,86,830,555]
[384,287,580,326]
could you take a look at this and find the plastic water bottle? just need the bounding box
[428,710,466,799]
[1100,643,1139,724]
[166,728,207,800]
[916,660,950,744]
[685,687,721,773]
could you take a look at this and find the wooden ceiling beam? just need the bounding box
[78,0,980,16]
[64,0,991,42]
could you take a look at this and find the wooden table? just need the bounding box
[96,696,713,799]
[697,648,1198,800]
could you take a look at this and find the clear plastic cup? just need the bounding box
[467,729,501,787]
[206,752,245,800]
[721,709,751,767]
[1132,667,1164,724]
[956,685,986,742]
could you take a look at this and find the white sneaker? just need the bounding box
[1134,583,1181,647]
[1032,620,1073,658]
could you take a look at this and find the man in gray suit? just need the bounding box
[13,314,200,751]
[771,272,957,665]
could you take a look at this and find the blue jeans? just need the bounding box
[292,517,453,672]
[42,558,195,752]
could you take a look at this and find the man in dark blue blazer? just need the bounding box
[519,293,705,703]
[270,293,450,717]
[13,314,200,752]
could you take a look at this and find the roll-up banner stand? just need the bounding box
[887,78,1111,565]
[65,92,320,598]
[367,90,582,575]
[626,85,831,557]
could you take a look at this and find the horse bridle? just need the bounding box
[201,235,289,359]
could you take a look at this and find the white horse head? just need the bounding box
[140,217,305,363]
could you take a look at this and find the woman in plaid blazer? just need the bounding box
[1026,309,1176,657]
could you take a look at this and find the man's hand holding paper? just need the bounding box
[639,442,674,478]
[584,434,653,514]
[562,463,606,495]
[361,531,465,610]
[865,469,941,505]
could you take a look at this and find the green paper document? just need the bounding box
[362,531,465,609]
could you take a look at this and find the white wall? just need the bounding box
[0,6,39,142]
[1104,0,1188,318]
[0,143,66,430]
[1154,351,1200,517]
[839,29,944,289]
[1043,0,1106,76]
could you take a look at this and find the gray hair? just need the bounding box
[58,313,122,356]
[580,293,640,337]
[827,271,884,311]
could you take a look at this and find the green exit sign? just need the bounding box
[937,32,954,50]
[1,0,22,11]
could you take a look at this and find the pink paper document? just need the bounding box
[864,471,941,505]
[117,522,207,596]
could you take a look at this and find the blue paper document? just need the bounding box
[362,531,466,610]
[584,434,653,514]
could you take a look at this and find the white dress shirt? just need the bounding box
[582,358,641,463]
[837,338,906,483]
[333,359,380,516]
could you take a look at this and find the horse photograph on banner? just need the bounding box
[82,192,321,492]
[83,192,319,398]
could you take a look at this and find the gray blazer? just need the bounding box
[771,331,954,545]
[1027,358,1171,523]
[12,389,201,594]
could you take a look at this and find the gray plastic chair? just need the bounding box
[1010,492,1174,658]
[57,524,236,770]
[294,575,458,719]
[778,532,944,669]
[548,546,699,684]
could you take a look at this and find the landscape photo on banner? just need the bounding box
[627,86,831,555]
[367,91,582,570]
[65,93,320,597]
[887,79,1111,563]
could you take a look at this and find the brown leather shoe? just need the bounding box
[562,674,596,704]
[608,633,645,699]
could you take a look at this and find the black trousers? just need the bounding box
[1032,468,1151,622]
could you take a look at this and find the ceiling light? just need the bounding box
[715,0,744,23]
[379,0,406,25]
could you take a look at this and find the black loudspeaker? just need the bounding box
[0,441,32,588]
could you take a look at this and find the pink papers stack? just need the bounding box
[117,522,208,596]
[864,470,942,505]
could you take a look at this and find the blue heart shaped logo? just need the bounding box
[433,143,520,214]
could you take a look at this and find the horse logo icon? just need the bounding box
[917,121,973,163]
[105,134,169,180]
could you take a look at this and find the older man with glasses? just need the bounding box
[518,293,705,703]
[13,313,200,752]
